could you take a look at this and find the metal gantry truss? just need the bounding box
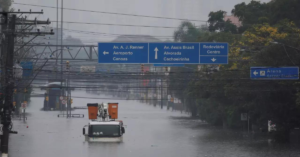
[21,44,98,61]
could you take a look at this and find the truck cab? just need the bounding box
[83,121,125,142]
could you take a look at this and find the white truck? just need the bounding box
[83,103,125,142]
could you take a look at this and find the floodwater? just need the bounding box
[9,90,300,157]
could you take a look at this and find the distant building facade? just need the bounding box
[224,15,242,27]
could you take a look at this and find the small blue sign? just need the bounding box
[250,67,299,80]
[98,42,228,64]
[98,43,148,64]
[20,62,33,77]
[200,43,228,56]
[200,43,228,64]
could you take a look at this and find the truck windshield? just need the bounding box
[89,125,120,137]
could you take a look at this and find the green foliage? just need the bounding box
[208,10,238,34]
[232,0,300,33]
[269,0,300,26]
[0,0,12,11]
[172,12,300,143]
[174,21,206,42]
[232,1,269,28]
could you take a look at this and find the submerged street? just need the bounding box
[8,90,300,157]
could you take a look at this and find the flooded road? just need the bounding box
[9,90,300,157]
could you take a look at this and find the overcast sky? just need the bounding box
[12,0,270,44]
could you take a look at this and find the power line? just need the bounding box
[51,21,179,29]
[13,2,207,22]
[62,28,174,38]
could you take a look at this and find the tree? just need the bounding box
[222,20,300,142]
[232,1,269,24]
[0,0,12,11]
[232,0,300,32]
[173,21,204,42]
[208,10,238,34]
[269,0,300,27]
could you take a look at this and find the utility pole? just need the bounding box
[1,14,16,157]
[0,10,53,156]
[56,0,59,70]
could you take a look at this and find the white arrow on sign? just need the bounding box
[211,58,217,62]
[154,47,159,60]
[253,70,258,76]
[103,51,109,55]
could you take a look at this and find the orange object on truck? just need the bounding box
[87,103,98,120]
[108,103,118,119]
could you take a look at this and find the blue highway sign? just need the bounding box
[149,43,199,64]
[98,42,228,64]
[200,43,228,64]
[250,67,299,80]
[98,43,148,64]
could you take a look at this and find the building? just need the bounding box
[224,15,242,27]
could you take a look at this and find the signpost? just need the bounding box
[20,61,33,77]
[61,100,67,105]
[250,67,299,80]
[98,42,228,64]
[241,113,248,121]
[21,102,27,109]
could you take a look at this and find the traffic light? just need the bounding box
[46,96,49,101]
[66,61,70,70]
[70,99,73,104]
[14,89,17,93]
[141,64,144,72]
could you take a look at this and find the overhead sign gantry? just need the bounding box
[98,42,228,64]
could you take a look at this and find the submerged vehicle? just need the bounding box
[83,103,125,142]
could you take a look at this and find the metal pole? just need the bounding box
[248,113,250,133]
[160,78,163,109]
[69,74,71,117]
[56,0,58,76]
[154,67,157,106]
[166,74,169,110]
[67,67,69,118]
[60,0,64,111]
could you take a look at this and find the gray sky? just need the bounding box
[12,0,270,44]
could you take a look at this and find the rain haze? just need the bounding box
[4,0,300,157]
[13,0,270,43]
